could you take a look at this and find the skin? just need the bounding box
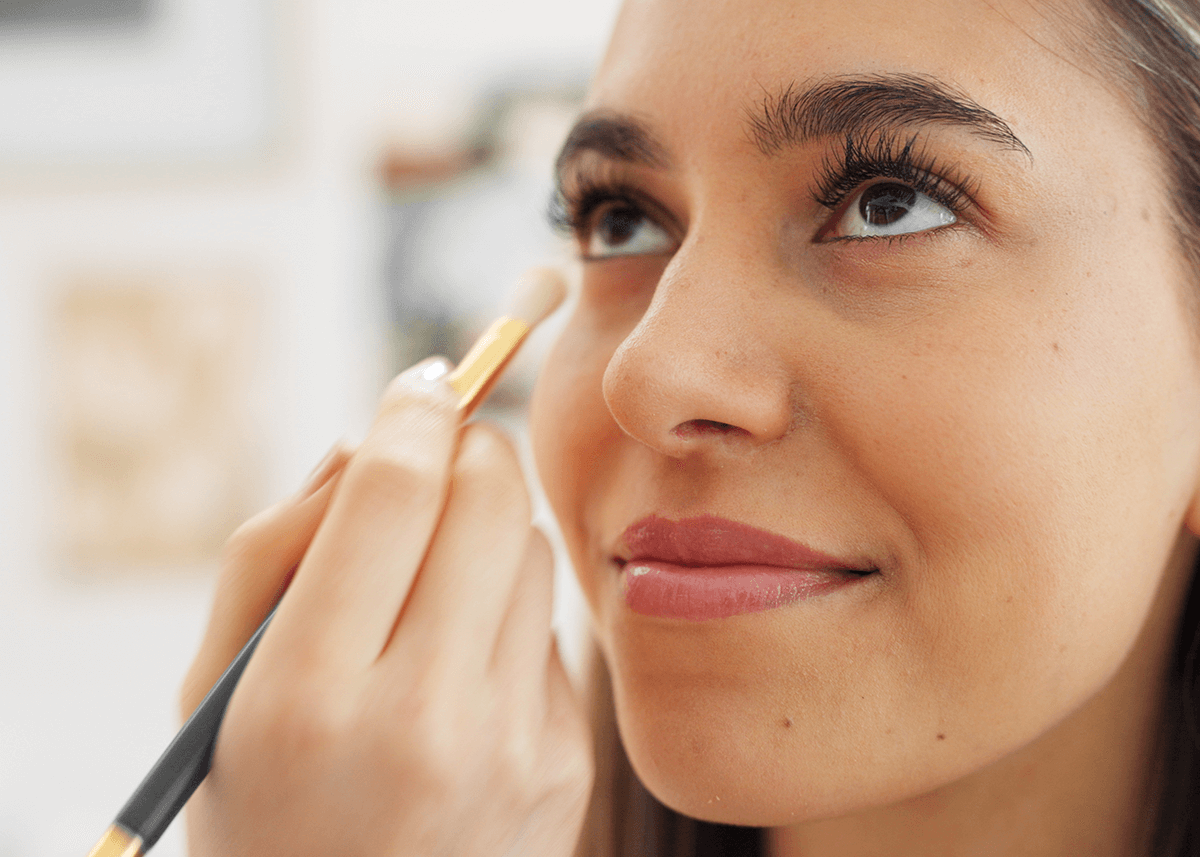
[181,1,1200,855]
[528,0,1200,853]
[180,366,590,857]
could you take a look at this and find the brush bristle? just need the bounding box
[505,267,567,328]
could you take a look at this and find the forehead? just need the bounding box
[587,0,1133,168]
[594,0,1073,95]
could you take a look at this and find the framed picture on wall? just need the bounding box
[48,269,266,576]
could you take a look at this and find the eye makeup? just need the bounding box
[548,167,682,260]
[811,128,979,215]
[548,127,984,254]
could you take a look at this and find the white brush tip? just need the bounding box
[506,267,568,328]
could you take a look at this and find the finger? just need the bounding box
[296,440,355,503]
[389,422,533,671]
[180,443,354,717]
[488,528,556,695]
[268,358,462,672]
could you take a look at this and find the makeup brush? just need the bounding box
[445,266,568,411]
[85,268,567,857]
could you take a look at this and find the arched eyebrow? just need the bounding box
[553,72,1031,185]
[747,73,1031,160]
[554,112,671,178]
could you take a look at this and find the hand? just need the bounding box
[178,359,593,856]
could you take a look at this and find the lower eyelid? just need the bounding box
[822,220,971,249]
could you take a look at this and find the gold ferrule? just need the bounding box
[87,824,143,857]
[446,317,530,412]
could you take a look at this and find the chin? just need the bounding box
[614,710,859,827]
[607,669,906,828]
[603,635,1040,831]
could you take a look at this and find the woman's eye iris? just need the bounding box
[833,180,957,240]
[600,206,639,245]
[860,182,917,226]
[585,202,673,259]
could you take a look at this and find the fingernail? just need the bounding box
[420,358,451,381]
[297,440,348,499]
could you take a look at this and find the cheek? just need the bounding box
[830,256,1200,719]
[530,310,626,606]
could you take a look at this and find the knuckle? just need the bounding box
[457,422,520,475]
[239,685,350,759]
[220,505,278,565]
[343,444,445,511]
[495,724,538,784]
[390,695,463,785]
[342,374,460,510]
[454,424,531,521]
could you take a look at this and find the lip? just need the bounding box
[616,514,872,621]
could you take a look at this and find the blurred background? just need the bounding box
[0,0,621,853]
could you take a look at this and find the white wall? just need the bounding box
[0,0,620,853]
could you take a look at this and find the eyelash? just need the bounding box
[548,129,979,246]
[548,176,651,239]
[811,129,977,222]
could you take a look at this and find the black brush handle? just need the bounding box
[114,601,280,851]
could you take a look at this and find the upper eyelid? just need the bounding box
[830,178,962,220]
[551,134,981,245]
[822,173,969,215]
[553,174,685,240]
[810,130,980,215]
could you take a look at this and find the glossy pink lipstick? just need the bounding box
[617,515,871,621]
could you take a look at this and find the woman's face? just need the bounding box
[530,0,1200,825]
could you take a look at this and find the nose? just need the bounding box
[601,256,793,458]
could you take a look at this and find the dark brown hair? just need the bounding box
[573,2,1200,854]
[1158,564,1200,856]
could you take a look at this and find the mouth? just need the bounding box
[614,514,877,621]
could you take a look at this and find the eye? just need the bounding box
[584,201,675,259]
[829,181,956,240]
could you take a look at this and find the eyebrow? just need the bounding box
[553,72,1031,183]
[748,73,1031,159]
[554,112,671,178]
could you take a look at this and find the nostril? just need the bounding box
[672,419,751,438]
